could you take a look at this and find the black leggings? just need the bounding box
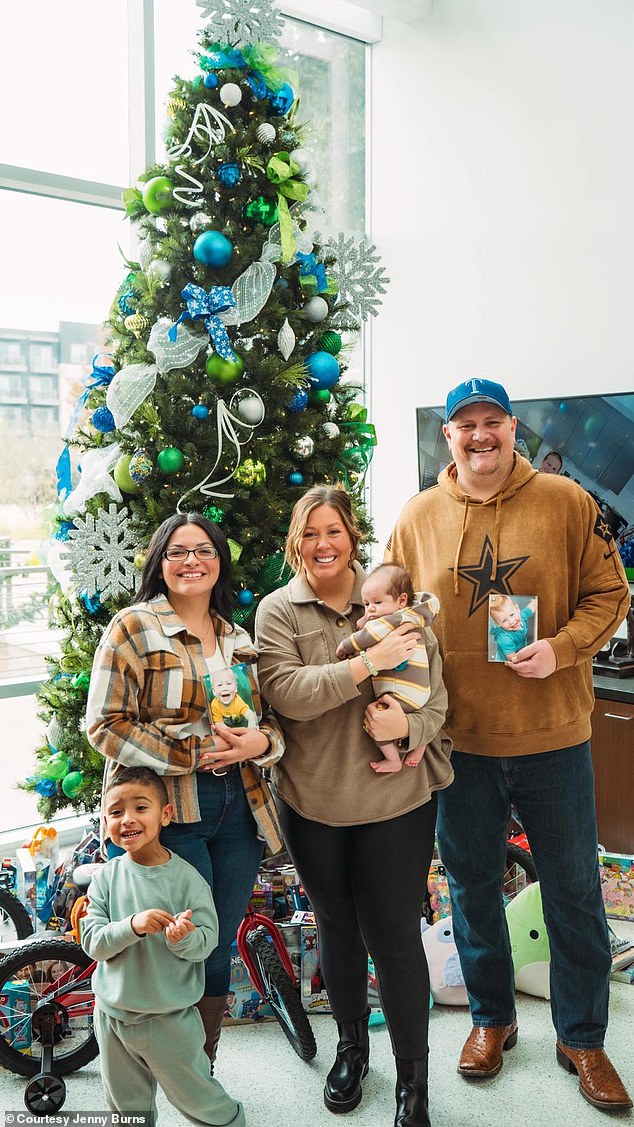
[277,796,437,1059]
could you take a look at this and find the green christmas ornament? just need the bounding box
[245,196,279,225]
[206,353,244,384]
[71,672,91,693]
[203,504,225,524]
[141,175,173,215]
[234,458,266,487]
[134,551,147,572]
[227,538,243,563]
[308,388,331,406]
[157,447,185,473]
[317,331,343,355]
[61,770,85,798]
[43,753,70,781]
[113,454,143,494]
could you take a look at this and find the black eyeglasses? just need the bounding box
[163,546,219,562]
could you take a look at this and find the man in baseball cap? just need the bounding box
[445,377,513,421]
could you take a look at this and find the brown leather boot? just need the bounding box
[556,1042,633,1111]
[196,995,228,1073]
[458,1020,518,1078]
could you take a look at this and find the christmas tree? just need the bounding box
[23,0,388,818]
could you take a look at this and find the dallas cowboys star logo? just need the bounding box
[450,535,529,616]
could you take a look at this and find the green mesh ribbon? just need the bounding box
[266,152,309,263]
[336,404,377,491]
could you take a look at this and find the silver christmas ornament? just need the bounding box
[325,233,391,320]
[304,296,329,323]
[256,122,277,145]
[236,394,266,426]
[189,211,212,234]
[146,259,171,282]
[220,83,242,107]
[290,147,310,172]
[322,422,340,440]
[292,435,315,460]
[277,317,296,361]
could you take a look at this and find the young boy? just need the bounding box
[81,765,244,1127]
[489,594,537,661]
[336,563,442,773]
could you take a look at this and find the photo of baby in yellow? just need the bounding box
[203,664,258,728]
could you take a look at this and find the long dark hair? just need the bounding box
[136,513,234,622]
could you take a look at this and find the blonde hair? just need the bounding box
[284,486,363,574]
[489,593,514,619]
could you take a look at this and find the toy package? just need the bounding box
[222,941,274,1025]
[598,851,634,921]
[427,862,451,923]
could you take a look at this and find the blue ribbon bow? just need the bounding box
[296,251,328,293]
[58,354,116,492]
[168,283,237,362]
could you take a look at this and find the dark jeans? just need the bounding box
[278,796,437,1060]
[161,769,264,996]
[436,743,611,1048]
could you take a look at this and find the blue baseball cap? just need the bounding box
[445,378,513,422]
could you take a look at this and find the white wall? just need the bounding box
[368,0,634,552]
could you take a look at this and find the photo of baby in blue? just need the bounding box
[488,594,537,662]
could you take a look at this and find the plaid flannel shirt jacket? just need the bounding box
[86,595,284,854]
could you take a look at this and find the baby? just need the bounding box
[336,564,441,773]
[209,667,257,728]
[489,594,537,661]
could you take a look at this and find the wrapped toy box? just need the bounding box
[599,851,634,921]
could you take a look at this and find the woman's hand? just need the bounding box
[198,723,270,771]
[367,623,420,672]
[363,695,409,742]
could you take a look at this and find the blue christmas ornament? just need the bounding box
[55,520,75,541]
[193,230,233,268]
[192,404,209,420]
[118,291,137,315]
[287,389,309,413]
[80,591,103,615]
[216,162,242,187]
[305,351,340,391]
[237,589,255,607]
[203,73,219,89]
[288,471,304,486]
[247,73,267,99]
[91,406,116,433]
[268,82,295,115]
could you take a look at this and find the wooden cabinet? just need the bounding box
[590,695,634,854]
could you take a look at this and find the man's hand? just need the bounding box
[506,639,557,679]
[131,909,174,936]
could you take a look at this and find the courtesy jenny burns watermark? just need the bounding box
[3,1115,147,1126]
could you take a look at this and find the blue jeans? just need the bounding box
[437,743,610,1049]
[161,768,263,996]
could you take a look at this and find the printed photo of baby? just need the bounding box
[203,663,258,728]
[488,594,538,662]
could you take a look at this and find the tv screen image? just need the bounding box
[416,392,634,578]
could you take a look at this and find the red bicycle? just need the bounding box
[0,867,315,1115]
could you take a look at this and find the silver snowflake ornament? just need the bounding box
[325,233,391,321]
[196,0,284,44]
[61,504,139,602]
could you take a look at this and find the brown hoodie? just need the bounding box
[386,455,630,756]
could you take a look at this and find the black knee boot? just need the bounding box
[395,1055,431,1127]
[323,1008,370,1113]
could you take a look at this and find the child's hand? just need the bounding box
[165,909,195,943]
[131,909,174,936]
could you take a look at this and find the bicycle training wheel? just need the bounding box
[247,928,317,1061]
[0,889,34,943]
[0,938,98,1077]
[503,842,537,901]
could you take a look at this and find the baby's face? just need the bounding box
[212,670,238,703]
[361,578,402,620]
[492,602,521,630]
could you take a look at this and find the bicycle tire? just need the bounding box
[0,938,98,1077]
[247,929,317,1061]
[504,842,537,900]
[0,889,34,942]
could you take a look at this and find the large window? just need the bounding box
[0,0,369,835]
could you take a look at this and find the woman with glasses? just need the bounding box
[86,512,284,1072]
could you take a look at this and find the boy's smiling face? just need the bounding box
[104,782,172,865]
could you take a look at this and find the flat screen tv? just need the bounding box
[416,392,634,578]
